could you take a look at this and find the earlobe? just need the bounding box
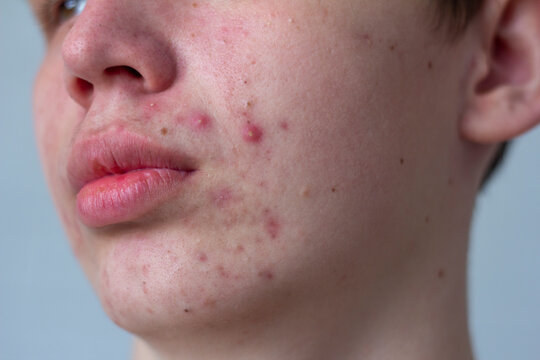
[460,0,540,144]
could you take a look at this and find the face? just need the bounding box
[32,0,468,339]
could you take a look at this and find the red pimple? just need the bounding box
[438,268,446,279]
[142,281,148,294]
[204,298,217,308]
[258,269,274,280]
[198,252,208,263]
[242,123,263,143]
[212,188,233,208]
[217,265,230,279]
[263,209,280,239]
[279,121,289,130]
[142,264,150,277]
[235,245,245,253]
[189,113,212,130]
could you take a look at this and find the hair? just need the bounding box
[435,0,510,189]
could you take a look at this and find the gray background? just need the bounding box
[1,2,538,359]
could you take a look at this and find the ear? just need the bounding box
[460,0,540,144]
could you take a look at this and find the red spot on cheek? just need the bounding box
[142,281,149,294]
[143,101,159,120]
[217,265,230,279]
[188,113,212,131]
[242,124,263,143]
[279,121,289,130]
[142,264,150,277]
[198,252,208,262]
[212,188,233,208]
[258,269,274,280]
[263,209,280,239]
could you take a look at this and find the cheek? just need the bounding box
[34,55,90,260]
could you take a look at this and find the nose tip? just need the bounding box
[61,3,178,108]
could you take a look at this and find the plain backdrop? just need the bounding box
[1,2,539,360]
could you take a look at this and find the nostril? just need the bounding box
[75,78,94,97]
[104,65,143,79]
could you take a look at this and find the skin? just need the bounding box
[29,0,540,359]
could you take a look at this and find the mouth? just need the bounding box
[67,129,197,228]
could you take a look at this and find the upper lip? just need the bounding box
[67,128,198,192]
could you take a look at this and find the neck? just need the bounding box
[132,236,474,360]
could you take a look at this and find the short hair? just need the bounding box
[436,0,510,189]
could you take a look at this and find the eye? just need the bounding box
[58,0,87,23]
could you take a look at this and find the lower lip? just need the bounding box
[76,168,191,227]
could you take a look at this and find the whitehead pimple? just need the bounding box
[242,123,263,143]
[188,113,212,131]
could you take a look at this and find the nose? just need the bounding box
[62,0,178,108]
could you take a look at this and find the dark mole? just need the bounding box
[437,269,446,279]
[331,187,336,193]
[389,44,396,51]
[400,157,405,165]
[184,308,191,313]
[425,216,430,224]
[428,61,433,70]
[160,127,168,135]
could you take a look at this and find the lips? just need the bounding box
[67,129,197,227]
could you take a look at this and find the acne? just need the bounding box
[359,33,374,47]
[212,188,234,208]
[279,121,289,131]
[203,298,217,308]
[258,269,274,281]
[437,268,446,279]
[142,281,149,295]
[428,61,433,70]
[143,101,159,120]
[300,186,310,198]
[242,123,264,143]
[217,264,231,279]
[197,252,208,263]
[400,157,405,165]
[142,264,150,277]
[263,209,280,240]
[188,113,212,131]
